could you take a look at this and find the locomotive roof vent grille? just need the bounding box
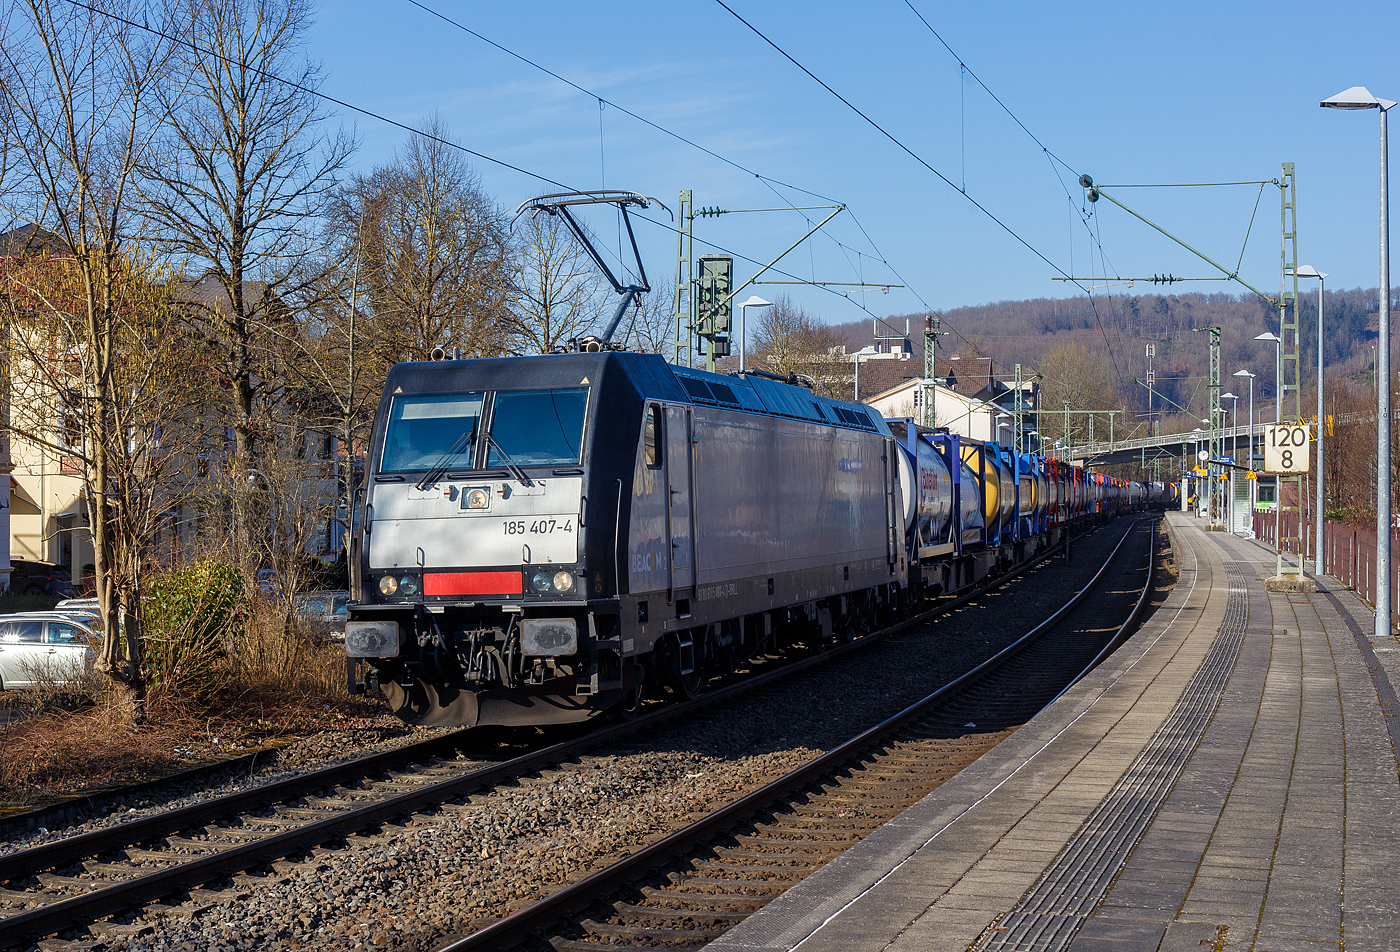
[707,382,738,404]
[679,376,713,401]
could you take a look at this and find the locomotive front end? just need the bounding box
[346,355,637,727]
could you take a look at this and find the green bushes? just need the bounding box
[144,560,242,705]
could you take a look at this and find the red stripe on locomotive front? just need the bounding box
[423,571,523,596]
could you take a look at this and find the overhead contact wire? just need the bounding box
[403,0,947,328]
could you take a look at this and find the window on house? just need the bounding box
[59,390,81,450]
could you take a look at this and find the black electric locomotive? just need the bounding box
[345,351,906,727]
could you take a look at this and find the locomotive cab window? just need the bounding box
[381,392,485,473]
[487,387,589,467]
[644,405,663,468]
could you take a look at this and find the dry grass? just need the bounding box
[0,601,387,807]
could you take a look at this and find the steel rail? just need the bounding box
[1054,517,1160,703]
[0,521,1102,948]
[0,746,279,843]
[0,518,1131,946]
[0,729,471,880]
[433,517,1156,952]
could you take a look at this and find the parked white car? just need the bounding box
[0,615,98,690]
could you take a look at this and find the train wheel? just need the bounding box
[676,669,706,700]
[614,680,644,721]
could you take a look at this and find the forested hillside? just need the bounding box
[837,287,1393,436]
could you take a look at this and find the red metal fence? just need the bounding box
[1252,510,1400,622]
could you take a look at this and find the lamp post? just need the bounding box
[1323,86,1392,637]
[1299,265,1329,576]
[1190,427,1204,515]
[736,295,772,374]
[1234,369,1257,527]
[1254,332,1282,424]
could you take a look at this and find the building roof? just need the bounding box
[0,224,70,258]
[854,353,921,401]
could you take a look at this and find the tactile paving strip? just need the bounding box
[979,562,1251,952]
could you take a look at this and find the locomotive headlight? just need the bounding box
[464,488,489,509]
[399,575,420,596]
[552,571,576,593]
[531,571,552,593]
[378,575,399,595]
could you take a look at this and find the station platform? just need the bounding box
[709,513,1400,952]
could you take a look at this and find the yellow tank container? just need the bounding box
[961,444,999,526]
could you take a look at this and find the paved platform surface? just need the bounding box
[709,513,1400,952]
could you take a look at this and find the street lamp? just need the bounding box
[1254,331,1282,423]
[1322,86,1392,637]
[1299,265,1329,576]
[1233,369,1257,526]
[736,296,772,374]
[994,412,1013,448]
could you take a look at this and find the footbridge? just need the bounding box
[1065,422,1265,469]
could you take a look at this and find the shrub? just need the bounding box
[144,560,242,705]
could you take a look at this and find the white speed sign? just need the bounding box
[1264,424,1310,473]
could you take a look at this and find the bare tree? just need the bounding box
[509,212,603,354]
[136,0,352,558]
[621,276,674,355]
[750,297,852,398]
[276,216,380,565]
[0,0,177,719]
[333,117,512,364]
[1033,339,1119,447]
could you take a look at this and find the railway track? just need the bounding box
[0,518,1140,951]
[436,516,1161,952]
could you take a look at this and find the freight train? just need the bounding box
[344,352,1166,728]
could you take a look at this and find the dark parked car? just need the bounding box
[293,591,348,641]
[9,560,75,598]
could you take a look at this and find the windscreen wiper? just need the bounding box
[486,434,534,487]
[416,422,477,491]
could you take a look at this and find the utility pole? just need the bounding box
[672,189,694,366]
[1014,363,1024,451]
[1145,343,1156,435]
[923,314,940,428]
[1193,325,1222,527]
[1064,401,1071,459]
[1277,164,1305,579]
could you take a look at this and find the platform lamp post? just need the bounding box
[736,296,772,374]
[1233,369,1257,524]
[1190,427,1205,515]
[1254,332,1282,424]
[1223,392,1239,530]
[1323,86,1393,637]
[1298,265,1328,576]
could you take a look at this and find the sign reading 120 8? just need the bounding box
[1263,424,1310,474]
[503,519,573,535]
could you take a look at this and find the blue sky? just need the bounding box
[310,0,1396,330]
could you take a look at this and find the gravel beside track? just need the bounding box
[21,517,1164,952]
[1,724,458,853]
